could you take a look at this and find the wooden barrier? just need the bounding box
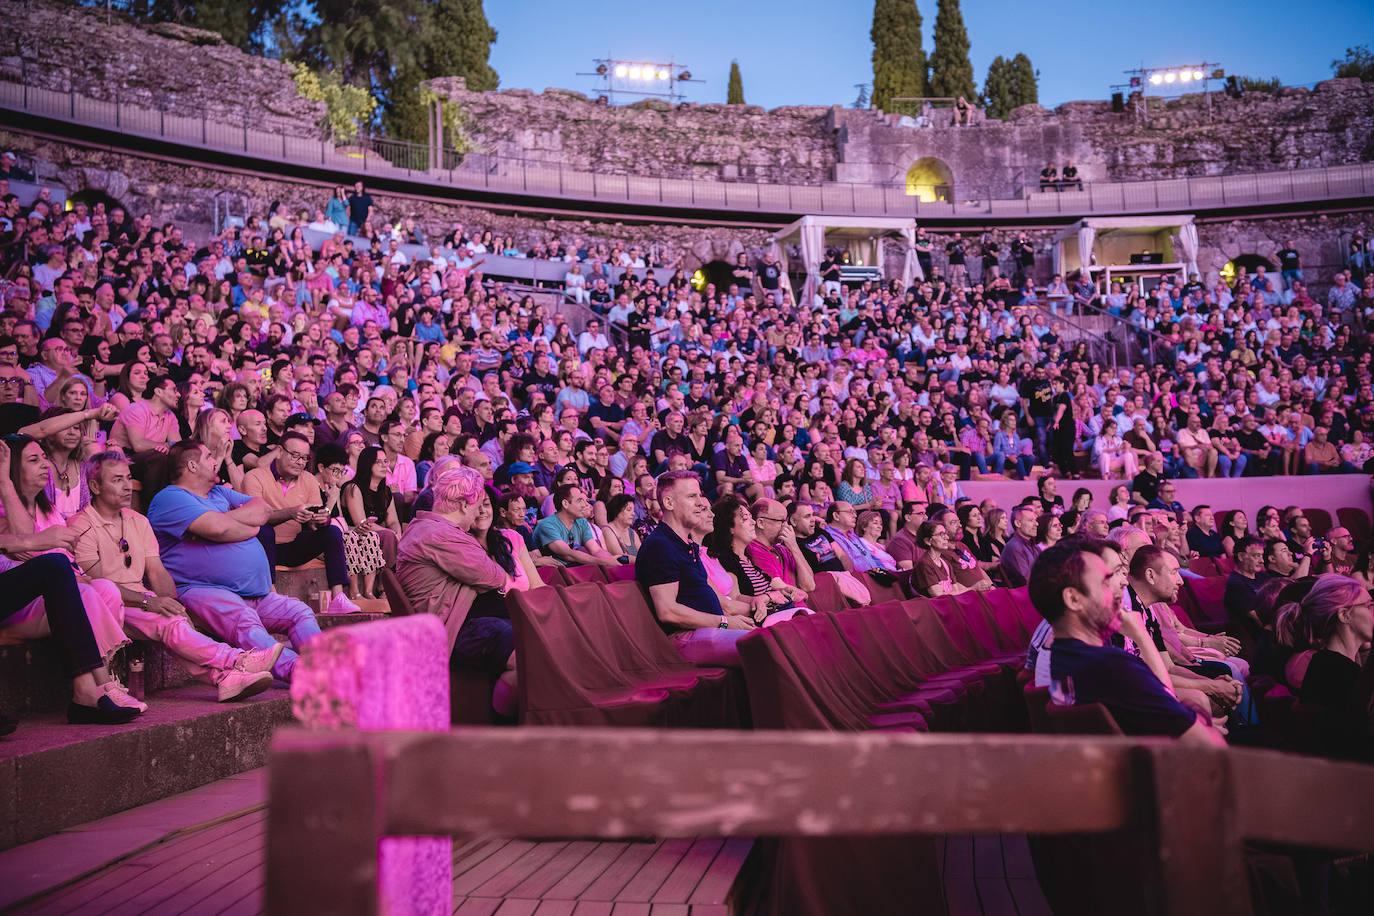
[266,727,1374,915]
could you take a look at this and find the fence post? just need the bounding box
[243,125,248,153]
[202,115,207,145]
[115,99,120,129]
[69,89,74,119]
[160,110,164,136]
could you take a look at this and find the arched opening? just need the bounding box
[905,157,953,202]
[65,187,128,216]
[1219,253,1277,286]
[695,259,736,294]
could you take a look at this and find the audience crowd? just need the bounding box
[0,177,1369,764]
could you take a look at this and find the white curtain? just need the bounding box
[799,218,825,308]
[768,237,794,305]
[1076,224,1097,276]
[1177,222,1200,278]
[899,221,923,292]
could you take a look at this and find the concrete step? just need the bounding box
[0,684,292,850]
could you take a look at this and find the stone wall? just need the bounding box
[0,0,325,137]
[427,77,837,185]
[833,79,1374,197]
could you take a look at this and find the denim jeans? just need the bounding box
[1032,416,1053,463]
[1217,453,1248,478]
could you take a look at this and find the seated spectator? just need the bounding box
[704,495,809,625]
[1039,162,1058,192]
[598,493,641,561]
[823,500,891,574]
[967,504,1006,565]
[884,500,929,571]
[912,520,972,597]
[312,443,388,600]
[1273,574,1373,760]
[396,467,518,714]
[931,507,994,590]
[147,441,319,682]
[1030,539,1224,745]
[854,510,899,573]
[1185,504,1224,558]
[1146,480,1184,518]
[1303,426,1356,474]
[1035,512,1064,552]
[1219,509,1249,558]
[69,451,279,702]
[1093,419,1138,480]
[747,497,816,594]
[636,470,755,666]
[340,446,402,571]
[1107,487,1131,525]
[533,483,621,568]
[1000,503,1040,587]
[242,431,358,615]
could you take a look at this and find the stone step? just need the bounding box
[0,684,293,850]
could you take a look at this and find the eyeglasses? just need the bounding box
[282,450,310,462]
[756,516,787,524]
[119,537,132,569]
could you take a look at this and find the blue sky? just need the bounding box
[486,0,1374,110]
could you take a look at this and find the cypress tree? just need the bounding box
[929,0,975,101]
[870,0,928,113]
[727,61,745,104]
[982,55,1013,118]
[425,0,499,91]
[1010,53,1039,108]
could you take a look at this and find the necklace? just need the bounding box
[51,454,73,490]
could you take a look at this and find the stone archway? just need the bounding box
[905,157,953,202]
[66,187,129,217]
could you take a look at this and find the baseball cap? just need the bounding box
[509,461,536,475]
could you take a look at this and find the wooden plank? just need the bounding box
[975,877,1019,916]
[973,835,1004,878]
[1006,877,1055,916]
[999,834,1036,880]
[454,838,514,877]
[579,843,663,901]
[453,900,502,916]
[530,901,578,916]
[615,838,695,902]
[544,842,630,900]
[113,818,268,914]
[30,815,265,914]
[216,886,265,916]
[205,865,265,916]
[944,835,974,877]
[608,905,650,916]
[362,729,1137,839]
[646,906,688,916]
[570,903,614,916]
[491,901,540,916]
[470,842,570,898]
[452,840,539,896]
[943,873,981,916]
[507,841,600,899]
[650,838,723,904]
[686,907,727,916]
[1231,748,1374,850]
[686,838,751,905]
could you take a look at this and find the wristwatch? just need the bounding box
[717,618,728,629]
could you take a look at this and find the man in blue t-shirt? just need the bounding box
[1028,539,1224,745]
[636,470,754,666]
[148,441,320,681]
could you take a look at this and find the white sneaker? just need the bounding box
[326,592,361,615]
[215,669,274,702]
[233,643,284,674]
[104,678,148,713]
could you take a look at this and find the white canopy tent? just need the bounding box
[774,215,919,307]
[1051,214,1198,291]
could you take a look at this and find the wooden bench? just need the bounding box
[266,728,1374,915]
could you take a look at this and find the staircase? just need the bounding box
[0,565,391,850]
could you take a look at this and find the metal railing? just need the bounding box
[3,78,1373,220]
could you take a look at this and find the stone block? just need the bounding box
[291,615,451,916]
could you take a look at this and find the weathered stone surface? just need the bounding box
[6,0,325,138]
[427,76,838,185]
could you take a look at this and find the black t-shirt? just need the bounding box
[1235,428,1268,453]
[757,261,781,291]
[946,241,966,265]
[232,439,265,468]
[347,192,373,225]
[1048,638,1197,737]
[1278,248,1301,271]
[1019,377,1055,417]
[799,529,846,573]
[1132,469,1160,504]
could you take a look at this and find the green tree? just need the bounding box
[853,83,871,109]
[291,63,377,142]
[80,1,288,54]
[382,65,432,144]
[727,61,745,104]
[1332,45,1374,81]
[929,0,975,101]
[984,53,1038,117]
[870,0,928,113]
[426,0,499,91]
[288,0,431,101]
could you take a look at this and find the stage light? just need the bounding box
[1164,72,1176,83]
[1149,73,1163,85]
[628,66,641,79]
[656,69,669,80]
[1192,70,1205,81]
[1179,71,1192,82]
[596,63,607,75]
[614,65,627,78]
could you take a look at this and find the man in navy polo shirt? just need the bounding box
[635,470,755,666]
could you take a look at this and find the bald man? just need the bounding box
[233,408,272,472]
[748,498,815,593]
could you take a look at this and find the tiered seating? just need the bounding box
[506,580,743,727]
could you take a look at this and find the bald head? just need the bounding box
[237,408,267,446]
